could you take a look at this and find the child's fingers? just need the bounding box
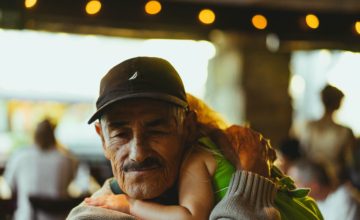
[84,194,130,213]
[84,197,105,206]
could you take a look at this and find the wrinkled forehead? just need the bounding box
[101,98,184,124]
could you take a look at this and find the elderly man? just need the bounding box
[67,57,280,219]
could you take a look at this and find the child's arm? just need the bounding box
[85,149,216,220]
[130,149,215,220]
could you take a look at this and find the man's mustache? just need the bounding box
[123,157,163,172]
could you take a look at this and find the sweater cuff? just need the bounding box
[226,170,277,208]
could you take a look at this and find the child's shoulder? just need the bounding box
[191,146,215,158]
[183,146,217,175]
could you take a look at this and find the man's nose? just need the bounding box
[129,134,149,162]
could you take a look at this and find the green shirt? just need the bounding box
[198,137,236,203]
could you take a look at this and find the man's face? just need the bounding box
[95,99,187,199]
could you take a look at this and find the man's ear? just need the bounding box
[95,121,110,160]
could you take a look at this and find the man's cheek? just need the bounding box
[110,153,125,179]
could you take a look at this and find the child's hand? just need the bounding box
[84,194,131,213]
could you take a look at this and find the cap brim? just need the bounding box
[87,92,188,124]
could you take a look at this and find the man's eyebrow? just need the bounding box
[146,118,172,127]
[108,121,129,128]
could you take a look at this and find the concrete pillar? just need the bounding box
[206,31,292,147]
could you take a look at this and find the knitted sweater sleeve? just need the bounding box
[210,170,280,220]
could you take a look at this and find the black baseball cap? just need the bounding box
[88,57,188,124]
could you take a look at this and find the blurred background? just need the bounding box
[0,0,360,219]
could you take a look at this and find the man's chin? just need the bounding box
[120,171,170,199]
[124,184,166,200]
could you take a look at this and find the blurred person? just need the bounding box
[68,57,322,220]
[288,159,360,220]
[288,159,333,201]
[300,84,355,186]
[275,137,303,174]
[4,119,78,220]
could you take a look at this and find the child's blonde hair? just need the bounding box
[186,94,237,165]
[186,93,229,131]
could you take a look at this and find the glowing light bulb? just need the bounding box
[86,0,102,15]
[355,21,360,35]
[305,14,319,29]
[145,1,162,15]
[252,14,267,30]
[24,0,37,9]
[198,9,215,25]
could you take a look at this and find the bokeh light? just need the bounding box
[305,14,320,29]
[355,21,360,35]
[24,0,37,9]
[252,14,267,30]
[198,9,216,25]
[85,0,102,15]
[145,1,162,15]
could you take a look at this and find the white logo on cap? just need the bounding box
[128,71,138,80]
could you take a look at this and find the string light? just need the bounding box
[18,1,360,38]
[355,21,360,35]
[24,0,37,9]
[305,14,320,29]
[86,0,102,15]
[252,14,267,30]
[145,1,162,15]
[198,9,215,25]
